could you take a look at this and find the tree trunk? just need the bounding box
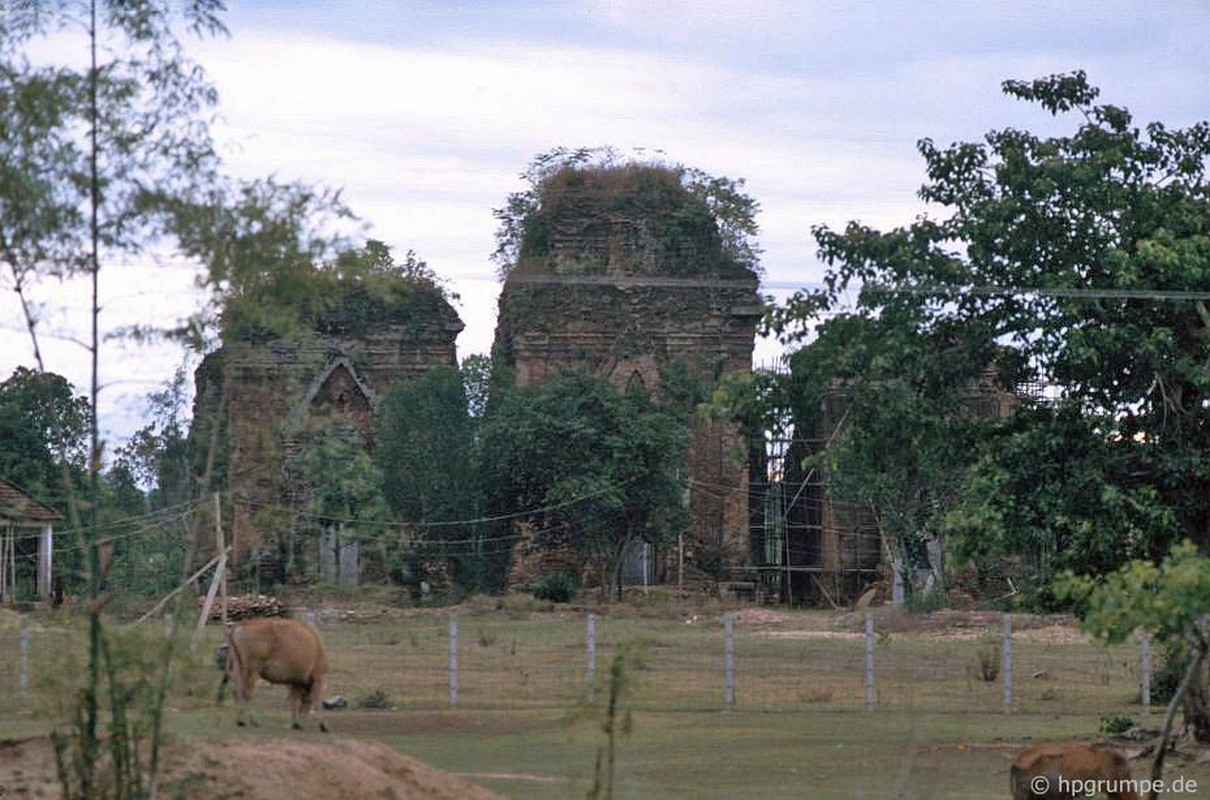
[924,531,945,593]
[1148,644,1209,800]
[1182,653,1210,742]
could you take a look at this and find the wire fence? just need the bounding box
[0,608,1152,722]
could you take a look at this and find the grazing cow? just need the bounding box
[219,617,330,732]
[1010,742,1139,800]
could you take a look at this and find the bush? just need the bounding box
[1100,714,1135,735]
[905,589,947,614]
[357,688,393,710]
[532,573,579,603]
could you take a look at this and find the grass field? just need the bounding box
[2,597,1207,799]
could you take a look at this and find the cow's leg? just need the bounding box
[235,669,261,727]
[226,636,261,728]
[289,685,306,730]
[309,674,329,733]
[289,679,329,732]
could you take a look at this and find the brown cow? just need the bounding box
[1010,742,1139,800]
[220,617,330,732]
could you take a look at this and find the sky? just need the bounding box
[2,0,1208,446]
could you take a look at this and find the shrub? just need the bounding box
[905,589,947,614]
[1100,714,1135,735]
[532,573,578,603]
[357,688,393,710]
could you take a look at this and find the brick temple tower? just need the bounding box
[191,275,463,583]
[492,164,764,587]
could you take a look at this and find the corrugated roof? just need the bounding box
[0,479,64,522]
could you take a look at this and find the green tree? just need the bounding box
[376,365,484,590]
[1060,542,1210,792]
[113,366,192,505]
[770,312,1006,599]
[460,354,495,421]
[107,366,196,597]
[949,404,1178,605]
[762,71,1210,599]
[2,2,225,794]
[0,367,91,504]
[299,423,390,584]
[481,369,690,600]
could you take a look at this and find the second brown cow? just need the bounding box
[220,617,330,732]
[1010,742,1139,800]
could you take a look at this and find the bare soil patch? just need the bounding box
[743,606,1090,643]
[0,735,501,800]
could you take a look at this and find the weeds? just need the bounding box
[588,651,633,800]
[51,616,183,798]
[358,688,393,710]
[975,639,1001,682]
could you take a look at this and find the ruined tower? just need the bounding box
[492,164,764,587]
[191,272,463,583]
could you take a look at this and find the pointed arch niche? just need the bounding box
[286,356,378,442]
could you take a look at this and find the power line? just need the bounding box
[866,283,1210,301]
[241,474,644,535]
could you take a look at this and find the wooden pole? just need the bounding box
[8,525,15,603]
[192,552,226,650]
[38,523,53,600]
[677,532,684,598]
[0,524,9,603]
[215,493,227,626]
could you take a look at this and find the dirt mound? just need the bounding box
[0,735,502,800]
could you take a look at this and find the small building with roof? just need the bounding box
[0,478,63,603]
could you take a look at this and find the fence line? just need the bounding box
[0,611,1156,719]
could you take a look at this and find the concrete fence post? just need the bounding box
[448,614,459,708]
[1003,613,1013,714]
[864,612,874,712]
[724,612,735,711]
[19,618,30,710]
[587,612,596,701]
